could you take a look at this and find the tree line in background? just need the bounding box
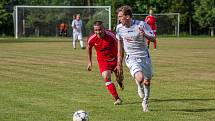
[0,0,214,36]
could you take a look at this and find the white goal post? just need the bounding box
[133,13,180,37]
[13,6,111,39]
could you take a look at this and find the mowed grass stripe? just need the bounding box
[0,37,215,121]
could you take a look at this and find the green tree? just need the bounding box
[193,0,215,36]
[193,0,215,28]
[0,0,14,36]
[0,3,10,26]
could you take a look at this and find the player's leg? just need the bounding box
[153,40,157,49]
[62,30,65,37]
[99,61,122,105]
[141,56,153,112]
[134,68,150,112]
[64,30,67,37]
[73,33,77,49]
[125,55,144,98]
[102,70,122,105]
[134,72,145,99]
[146,39,150,49]
[135,70,151,112]
[126,55,152,112]
[78,33,85,49]
[142,79,150,112]
[59,29,63,36]
[153,31,157,49]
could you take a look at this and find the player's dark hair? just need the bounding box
[116,5,132,17]
[93,21,103,26]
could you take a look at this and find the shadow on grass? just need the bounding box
[169,108,215,112]
[151,98,215,112]
[123,98,215,112]
[122,98,215,105]
[123,101,141,105]
[150,108,215,112]
[151,98,215,102]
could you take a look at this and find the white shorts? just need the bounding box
[73,32,83,41]
[125,55,153,80]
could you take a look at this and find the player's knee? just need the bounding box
[143,80,150,86]
[135,72,144,82]
[102,75,110,80]
[102,71,111,80]
[104,77,111,83]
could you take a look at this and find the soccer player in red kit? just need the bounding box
[145,9,157,49]
[87,21,123,105]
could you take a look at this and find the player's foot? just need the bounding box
[154,48,157,50]
[114,98,122,105]
[142,101,149,112]
[136,80,144,98]
[81,47,86,49]
[73,47,76,50]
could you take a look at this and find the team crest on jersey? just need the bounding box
[123,29,139,43]
[125,37,134,42]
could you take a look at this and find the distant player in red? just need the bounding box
[59,22,68,37]
[145,9,157,49]
[87,21,123,105]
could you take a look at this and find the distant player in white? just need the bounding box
[116,5,156,112]
[72,14,85,49]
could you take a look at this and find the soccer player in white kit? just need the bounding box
[116,5,156,112]
[72,14,85,49]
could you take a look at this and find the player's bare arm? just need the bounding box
[87,46,93,71]
[116,39,124,76]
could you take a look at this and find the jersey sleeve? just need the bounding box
[139,21,155,38]
[105,30,117,41]
[72,20,74,27]
[87,34,96,48]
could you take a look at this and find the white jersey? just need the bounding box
[116,20,154,57]
[72,19,82,33]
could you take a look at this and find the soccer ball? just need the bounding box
[72,110,89,121]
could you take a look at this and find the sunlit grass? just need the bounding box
[0,37,214,121]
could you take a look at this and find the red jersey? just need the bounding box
[88,30,118,62]
[59,23,65,30]
[145,15,157,30]
[59,23,68,31]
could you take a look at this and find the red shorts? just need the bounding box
[98,60,117,74]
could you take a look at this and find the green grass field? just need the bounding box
[0,37,215,121]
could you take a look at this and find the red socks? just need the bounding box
[147,39,157,49]
[105,78,119,100]
[154,40,157,49]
